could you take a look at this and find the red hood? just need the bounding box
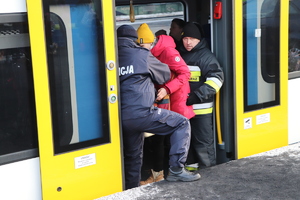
[151,35,176,57]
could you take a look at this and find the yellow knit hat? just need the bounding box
[136,23,155,44]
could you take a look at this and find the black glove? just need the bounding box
[186,92,200,105]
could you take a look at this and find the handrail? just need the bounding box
[216,91,223,145]
[129,0,135,22]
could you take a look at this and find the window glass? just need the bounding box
[260,0,278,17]
[0,14,38,159]
[43,0,110,154]
[116,2,184,34]
[243,0,280,112]
[288,0,300,77]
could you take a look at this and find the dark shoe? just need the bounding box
[166,168,201,182]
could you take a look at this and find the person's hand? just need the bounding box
[156,88,168,101]
[186,92,200,105]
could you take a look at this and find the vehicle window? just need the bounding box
[0,14,38,164]
[43,0,110,154]
[116,2,184,35]
[243,0,280,112]
[288,0,300,78]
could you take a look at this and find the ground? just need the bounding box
[98,143,300,200]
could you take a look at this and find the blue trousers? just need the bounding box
[122,107,191,190]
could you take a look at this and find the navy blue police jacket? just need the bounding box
[118,37,171,120]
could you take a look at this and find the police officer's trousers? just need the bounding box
[122,107,191,190]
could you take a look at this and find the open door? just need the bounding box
[26,0,123,199]
[233,0,289,159]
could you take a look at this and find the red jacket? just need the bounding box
[151,35,195,119]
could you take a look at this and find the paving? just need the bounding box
[98,142,300,200]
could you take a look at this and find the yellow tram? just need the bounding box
[0,0,299,199]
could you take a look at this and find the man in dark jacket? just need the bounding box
[180,22,224,169]
[117,25,200,190]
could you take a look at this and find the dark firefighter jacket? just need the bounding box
[180,39,224,115]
